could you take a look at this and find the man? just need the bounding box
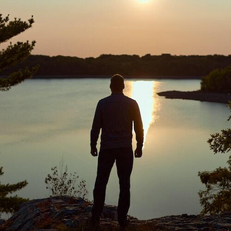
[90,74,144,228]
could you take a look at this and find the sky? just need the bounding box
[1,0,231,58]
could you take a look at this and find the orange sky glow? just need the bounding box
[1,0,231,57]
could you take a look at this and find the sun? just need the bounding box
[138,0,149,3]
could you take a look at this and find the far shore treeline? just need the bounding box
[1,54,231,79]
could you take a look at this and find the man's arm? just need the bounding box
[90,102,102,156]
[133,101,144,158]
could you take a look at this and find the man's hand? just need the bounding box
[134,148,142,158]
[91,147,98,157]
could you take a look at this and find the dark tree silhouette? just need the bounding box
[0,14,37,214]
[201,66,231,93]
[198,103,231,214]
[2,54,231,78]
[0,14,37,91]
[0,167,28,214]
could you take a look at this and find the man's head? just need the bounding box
[110,74,125,93]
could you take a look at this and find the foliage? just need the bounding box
[45,159,88,200]
[0,167,28,214]
[198,103,231,214]
[208,129,231,154]
[0,14,38,91]
[3,54,231,78]
[0,14,35,215]
[201,66,231,93]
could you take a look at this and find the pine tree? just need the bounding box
[0,14,37,214]
[0,14,37,91]
[0,167,28,214]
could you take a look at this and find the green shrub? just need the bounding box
[201,66,231,93]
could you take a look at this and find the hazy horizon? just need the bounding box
[12,53,231,59]
[2,0,231,58]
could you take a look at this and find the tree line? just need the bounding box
[2,53,231,78]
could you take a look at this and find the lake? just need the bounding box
[0,78,229,219]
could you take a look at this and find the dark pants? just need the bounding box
[92,147,133,224]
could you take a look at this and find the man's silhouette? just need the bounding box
[90,74,144,228]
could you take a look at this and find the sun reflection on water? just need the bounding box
[126,80,160,145]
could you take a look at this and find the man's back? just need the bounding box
[91,93,143,150]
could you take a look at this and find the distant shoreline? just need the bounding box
[30,75,202,80]
[157,90,231,104]
[2,54,231,78]
[0,75,202,80]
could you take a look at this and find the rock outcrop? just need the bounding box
[1,196,231,230]
[0,196,138,231]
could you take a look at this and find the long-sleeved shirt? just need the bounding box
[91,93,144,150]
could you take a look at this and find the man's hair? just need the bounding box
[110,74,124,91]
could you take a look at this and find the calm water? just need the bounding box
[0,78,229,219]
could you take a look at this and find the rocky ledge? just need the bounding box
[157,90,231,104]
[1,196,231,230]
